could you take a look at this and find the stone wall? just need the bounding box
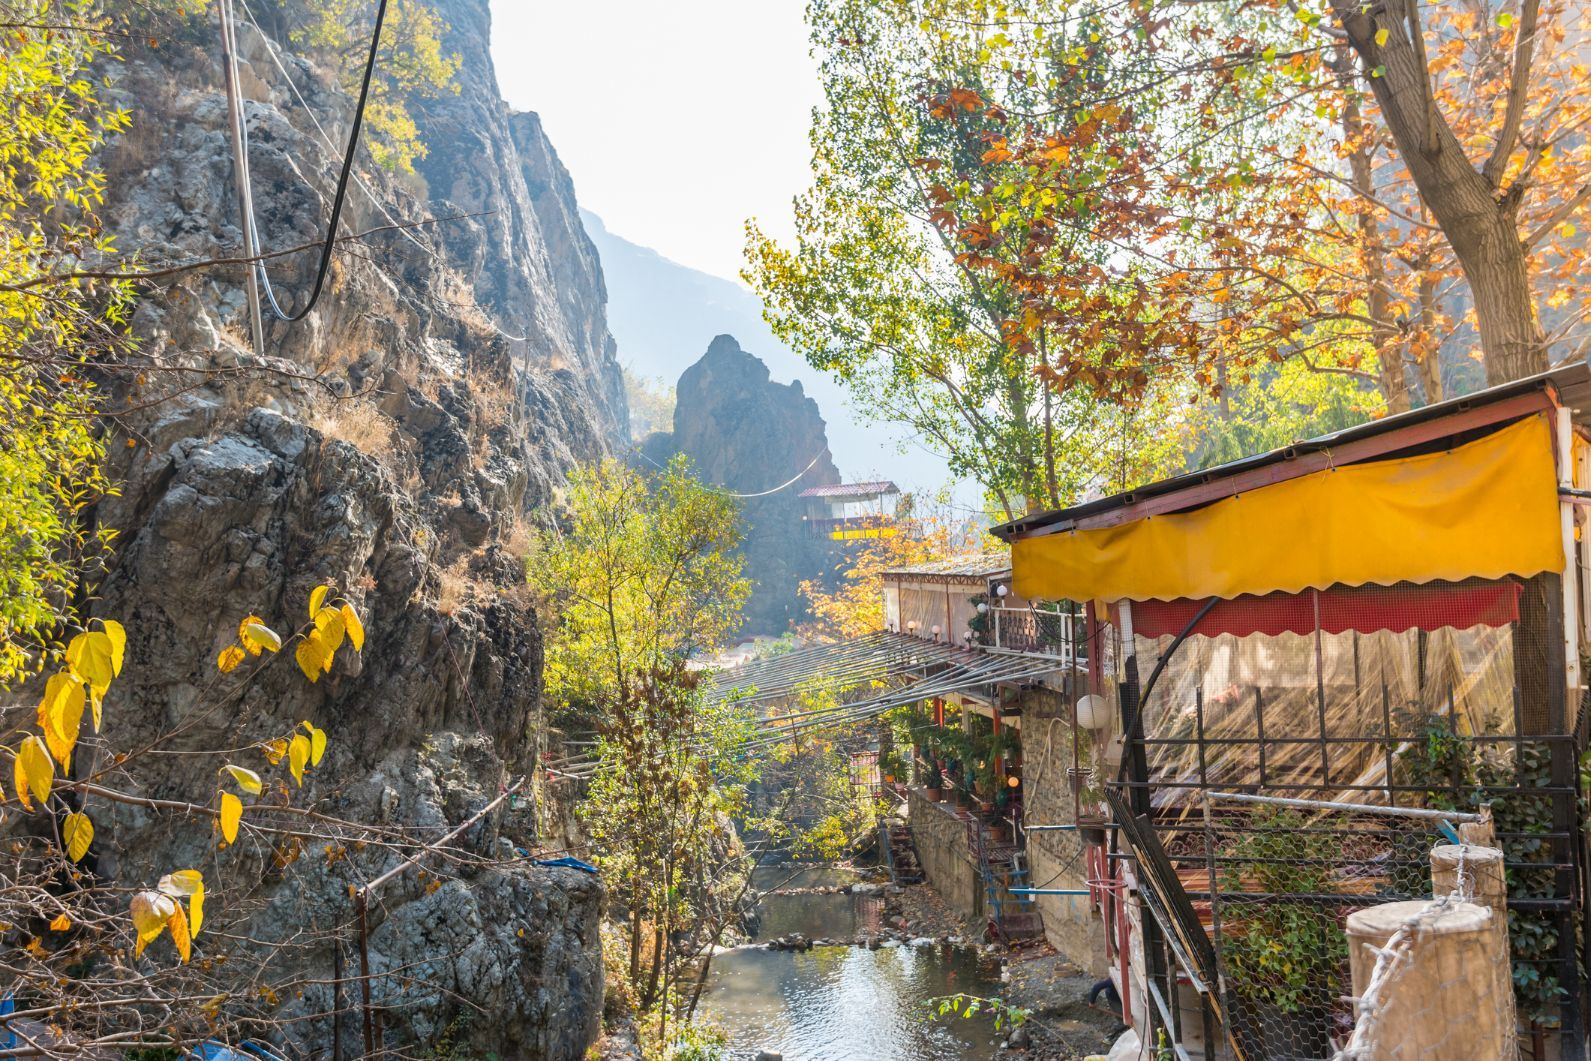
[1020,688,1108,973]
[907,790,984,922]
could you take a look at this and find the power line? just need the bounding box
[226,0,391,322]
[232,0,532,343]
[631,445,828,498]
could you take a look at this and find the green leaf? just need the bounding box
[1370,65,1387,78]
[1498,11,1515,27]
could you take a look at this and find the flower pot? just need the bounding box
[988,821,1011,844]
[924,787,943,802]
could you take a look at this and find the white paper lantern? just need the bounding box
[1074,693,1108,730]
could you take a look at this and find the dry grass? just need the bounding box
[436,556,481,616]
[500,512,536,557]
[308,394,399,461]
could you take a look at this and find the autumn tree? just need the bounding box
[746,0,1194,519]
[282,0,461,173]
[904,0,1590,414]
[798,507,987,640]
[0,0,134,686]
[530,455,750,722]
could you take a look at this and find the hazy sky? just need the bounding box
[488,1,820,283]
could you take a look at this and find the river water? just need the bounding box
[696,867,1003,1060]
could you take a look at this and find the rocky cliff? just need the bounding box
[644,335,840,634]
[60,1,618,1055]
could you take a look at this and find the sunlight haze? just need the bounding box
[488,1,819,284]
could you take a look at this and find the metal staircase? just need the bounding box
[970,819,1043,942]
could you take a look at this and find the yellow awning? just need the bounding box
[1013,414,1564,603]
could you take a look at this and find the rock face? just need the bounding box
[644,335,840,634]
[50,1,622,1056]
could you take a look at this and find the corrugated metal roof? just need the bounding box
[883,551,1012,579]
[993,360,1591,542]
[798,480,901,499]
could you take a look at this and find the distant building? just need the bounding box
[798,480,901,541]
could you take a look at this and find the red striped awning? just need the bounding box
[1124,580,1522,640]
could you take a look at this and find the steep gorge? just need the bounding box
[66,1,620,1055]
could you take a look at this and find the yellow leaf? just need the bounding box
[309,584,332,618]
[49,913,70,932]
[294,632,325,683]
[24,936,45,959]
[62,811,93,862]
[37,671,85,770]
[315,606,346,656]
[302,721,327,766]
[1375,27,1389,45]
[100,620,126,674]
[217,645,247,673]
[220,792,242,845]
[288,733,310,786]
[131,891,175,953]
[221,764,263,795]
[158,869,204,897]
[65,631,116,694]
[16,736,53,810]
[88,685,103,733]
[341,603,365,651]
[168,902,192,962]
[189,881,205,938]
[261,738,289,765]
[240,619,282,655]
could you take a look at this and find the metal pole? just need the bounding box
[356,893,374,1057]
[218,0,266,354]
[333,936,345,1061]
[1201,789,1483,822]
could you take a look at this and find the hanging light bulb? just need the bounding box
[976,602,988,614]
[996,584,1010,598]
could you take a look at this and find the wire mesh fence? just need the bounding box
[1105,574,1583,1059]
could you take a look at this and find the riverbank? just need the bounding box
[591,864,1123,1060]
[994,949,1123,1059]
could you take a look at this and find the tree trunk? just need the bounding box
[1339,54,1411,413]
[1329,1,1547,384]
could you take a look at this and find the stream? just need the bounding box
[696,867,1004,1060]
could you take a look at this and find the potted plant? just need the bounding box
[1075,777,1110,846]
[1218,809,1346,1057]
[988,784,1013,843]
[923,761,944,802]
[973,756,998,815]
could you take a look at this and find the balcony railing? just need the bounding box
[986,605,1086,666]
[803,516,900,541]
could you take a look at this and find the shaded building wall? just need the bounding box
[1020,687,1109,973]
[907,790,984,922]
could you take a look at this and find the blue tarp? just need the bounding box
[187,1040,289,1061]
[515,851,599,875]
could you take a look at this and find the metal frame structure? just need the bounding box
[993,364,1591,1060]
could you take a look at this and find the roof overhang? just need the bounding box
[993,361,1591,543]
[994,362,1588,605]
